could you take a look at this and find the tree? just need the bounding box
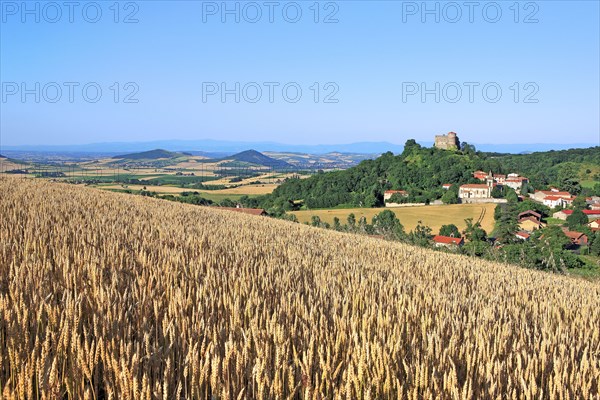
[463,218,487,242]
[441,189,459,204]
[347,213,356,231]
[491,185,503,198]
[310,215,322,227]
[566,209,588,229]
[409,221,433,246]
[590,232,600,256]
[572,196,587,210]
[371,210,405,240]
[333,217,342,231]
[496,202,519,244]
[504,187,518,203]
[439,224,460,237]
[520,182,532,195]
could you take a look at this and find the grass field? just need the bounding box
[292,203,497,233]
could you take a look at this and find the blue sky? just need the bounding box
[1,0,599,146]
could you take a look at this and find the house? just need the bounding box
[532,190,572,203]
[384,190,409,202]
[504,176,529,191]
[442,183,452,190]
[219,207,267,216]
[515,231,531,241]
[473,170,488,180]
[591,202,600,211]
[588,219,600,232]
[433,235,464,248]
[562,228,588,246]
[493,174,506,184]
[518,217,545,232]
[518,210,542,222]
[553,209,600,221]
[543,195,567,208]
[459,183,492,200]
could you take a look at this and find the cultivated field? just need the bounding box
[1,177,599,399]
[99,183,277,196]
[292,203,496,233]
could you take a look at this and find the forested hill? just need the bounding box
[261,141,600,211]
[485,147,600,186]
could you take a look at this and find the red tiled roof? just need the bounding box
[506,177,528,182]
[563,230,585,240]
[544,196,563,201]
[442,183,452,187]
[515,231,531,239]
[537,190,571,197]
[560,210,600,216]
[218,207,267,216]
[518,210,541,219]
[433,235,463,245]
[460,184,489,189]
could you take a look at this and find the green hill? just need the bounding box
[224,149,292,168]
[260,141,600,211]
[112,149,183,160]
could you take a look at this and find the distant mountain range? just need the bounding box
[110,148,294,168]
[2,139,598,155]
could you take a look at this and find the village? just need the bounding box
[429,170,600,251]
[379,133,600,253]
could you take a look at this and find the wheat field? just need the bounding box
[0,177,599,399]
[292,203,497,234]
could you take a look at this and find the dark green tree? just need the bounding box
[590,232,600,256]
[347,213,356,231]
[463,218,487,242]
[409,221,433,246]
[333,217,342,231]
[441,188,459,204]
[567,209,588,229]
[439,224,460,237]
[371,210,405,240]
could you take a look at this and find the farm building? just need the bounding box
[531,190,572,203]
[515,231,531,241]
[562,228,588,246]
[552,209,600,221]
[433,235,464,248]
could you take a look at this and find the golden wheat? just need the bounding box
[0,176,599,399]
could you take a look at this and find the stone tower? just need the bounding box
[434,132,460,150]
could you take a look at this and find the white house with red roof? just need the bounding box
[433,235,464,248]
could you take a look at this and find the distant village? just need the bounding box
[384,132,600,250]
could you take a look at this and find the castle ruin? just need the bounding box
[434,132,460,150]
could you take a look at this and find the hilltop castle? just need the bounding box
[434,132,460,150]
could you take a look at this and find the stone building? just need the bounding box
[434,132,460,150]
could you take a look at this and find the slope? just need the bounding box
[0,176,598,399]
